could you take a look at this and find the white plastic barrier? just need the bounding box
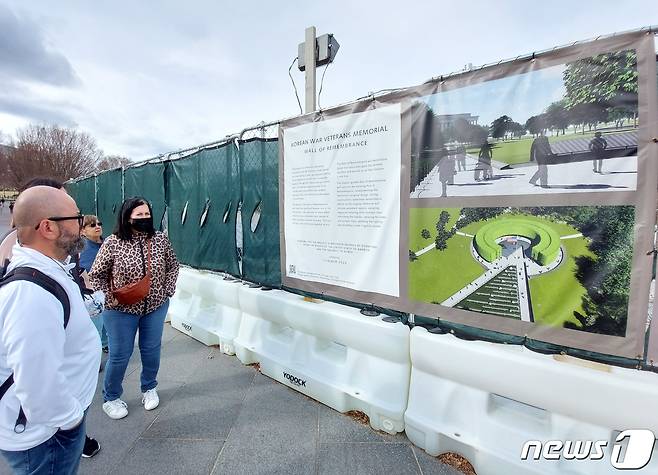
[405,327,658,475]
[166,267,200,323]
[168,267,243,354]
[233,285,410,434]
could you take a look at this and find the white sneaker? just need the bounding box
[142,388,159,410]
[102,399,128,419]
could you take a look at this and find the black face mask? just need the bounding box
[131,217,154,234]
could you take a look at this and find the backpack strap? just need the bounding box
[0,266,71,433]
[0,268,70,327]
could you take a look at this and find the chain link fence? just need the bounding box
[66,121,281,286]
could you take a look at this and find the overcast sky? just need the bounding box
[0,1,656,159]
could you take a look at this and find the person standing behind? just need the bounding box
[0,186,100,474]
[528,132,553,188]
[80,215,108,353]
[79,215,103,273]
[89,197,179,420]
[589,131,608,174]
[475,141,493,181]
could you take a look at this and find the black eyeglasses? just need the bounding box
[87,222,102,227]
[35,214,84,230]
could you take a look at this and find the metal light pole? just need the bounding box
[304,26,317,113]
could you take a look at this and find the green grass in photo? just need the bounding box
[408,207,461,251]
[529,237,593,328]
[466,131,603,165]
[409,208,592,329]
[409,233,485,304]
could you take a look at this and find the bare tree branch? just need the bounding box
[5,124,103,187]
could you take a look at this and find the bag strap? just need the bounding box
[0,266,71,433]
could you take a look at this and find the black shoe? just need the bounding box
[82,436,101,458]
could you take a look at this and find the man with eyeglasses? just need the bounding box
[0,186,100,474]
[0,178,102,460]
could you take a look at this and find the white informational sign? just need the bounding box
[283,105,401,297]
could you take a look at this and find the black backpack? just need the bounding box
[0,261,71,433]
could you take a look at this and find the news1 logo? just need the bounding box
[521,430,656,470]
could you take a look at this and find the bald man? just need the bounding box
[0,186,100,475]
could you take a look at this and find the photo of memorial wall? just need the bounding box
[409,49,638,198]
[408,206,634,336]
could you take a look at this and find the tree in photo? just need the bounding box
[524,114,547,137]
[545,101,570,136]
[508,121,526,139]
[567,206,634,336]
[567,102,607,135]
[421,228,431,240]
[455,207,506,229]
[490,115,513,141]
[434,210,455,251]
[563,49,638,129]
[607,106,635,129]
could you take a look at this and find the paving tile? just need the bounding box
[80,378,185,475]
[108,438,223,475]
[412,446,464,475]
[318,404,407,444]
[124,332,212,384]
[161,321,180,343]
[318,443,420,475]
[143,350,254,439]
[211,373,319,475]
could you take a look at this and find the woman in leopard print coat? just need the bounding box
[89,197,179,420]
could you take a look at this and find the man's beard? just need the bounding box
[57,229,85,256]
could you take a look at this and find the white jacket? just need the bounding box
[0,245,101,451]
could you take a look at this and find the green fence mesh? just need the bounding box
[95,169,123,232]
[166,156,201,267]
[67,176,96,216]
[240,138,281,287]
[124,163,167,231]
[196,144,241,275]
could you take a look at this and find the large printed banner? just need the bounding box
[280,31,658,359]
[282,105,401,296]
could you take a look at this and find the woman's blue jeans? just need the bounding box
[102,300,169,402]
[90,313,108,347]
[0,414,86,475]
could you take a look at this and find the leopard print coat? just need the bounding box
[89,231,179,316]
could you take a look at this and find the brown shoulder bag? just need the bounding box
[111,239,151,305]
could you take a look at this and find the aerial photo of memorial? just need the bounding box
[408,206,634,336]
